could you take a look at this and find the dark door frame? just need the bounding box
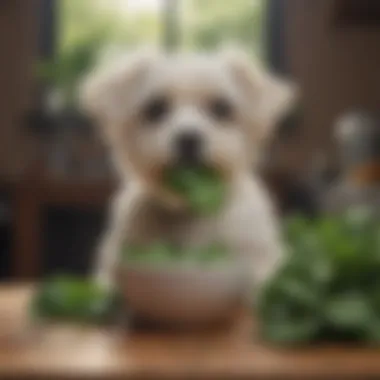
[266,0,288,76]
[38,0,56,59]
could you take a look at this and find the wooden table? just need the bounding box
[1,285,380,379]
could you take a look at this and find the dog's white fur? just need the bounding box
[80,48,296,295]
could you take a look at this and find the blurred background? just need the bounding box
[1,0,379,281]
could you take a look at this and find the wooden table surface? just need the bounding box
[1,285,380,379]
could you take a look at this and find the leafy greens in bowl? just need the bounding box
[117,241,244,326]
[121,241,231,268]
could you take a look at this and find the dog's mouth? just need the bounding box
[159,163,227,215]
[161,161,223,184]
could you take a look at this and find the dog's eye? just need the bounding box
[142,97,170,124]
[209,98,234,121]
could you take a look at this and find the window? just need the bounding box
[184,0,264,56]
[37,0,270,109]
[58,0,265,58]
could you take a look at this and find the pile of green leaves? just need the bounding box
[257,209,380,346]
[123,241,230,267]
[163,166,226,215]
[31,276,121,324]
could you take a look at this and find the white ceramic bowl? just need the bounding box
[116,264,245,326]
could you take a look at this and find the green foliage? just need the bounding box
[36,1,114,106]
[36,0,161,107]
[163,165,226,215]
[31,276,121,324]
[36,33,106,107]
[257,209,380,346]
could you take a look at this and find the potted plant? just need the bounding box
[35,32,107,179]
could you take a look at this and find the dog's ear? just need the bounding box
[222,48,298,141]
[79,50,156,127]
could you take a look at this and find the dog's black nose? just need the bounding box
[174,132,203,163]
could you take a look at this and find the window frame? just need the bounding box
[265,0,287,76]
[38,0,57,60]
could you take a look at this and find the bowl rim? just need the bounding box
[115,260,244,277]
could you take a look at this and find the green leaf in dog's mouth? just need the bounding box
[162,165,226,215]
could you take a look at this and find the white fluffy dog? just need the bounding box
[80,48,296,296]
